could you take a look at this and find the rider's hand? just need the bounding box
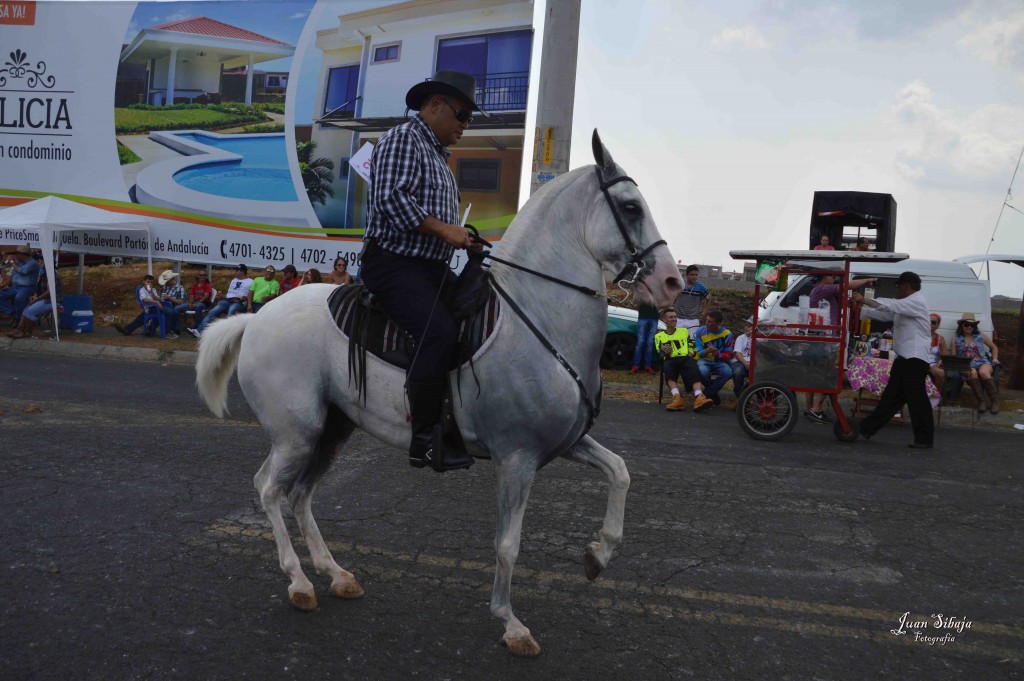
[851,292,864,303]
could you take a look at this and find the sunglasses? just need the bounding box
[440,98,473,124]
[962,322,976,327]
[930,320,939,325]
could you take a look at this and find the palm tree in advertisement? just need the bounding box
[296,140,335,206]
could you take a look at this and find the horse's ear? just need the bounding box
[592,129,615,175]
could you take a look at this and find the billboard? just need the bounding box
[0,0,536,273]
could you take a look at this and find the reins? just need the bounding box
[467,166,666,436]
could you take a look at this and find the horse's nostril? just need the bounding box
[667,276,683,292]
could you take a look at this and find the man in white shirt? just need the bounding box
[189,264,253,338]
[730,316,753,397]
[851,271,933,449]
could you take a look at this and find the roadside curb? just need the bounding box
[0,336,198,366]
[604,381,1024,434]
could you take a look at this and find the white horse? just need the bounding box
[195,132,682,657]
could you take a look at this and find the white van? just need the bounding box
[759,258,993,345]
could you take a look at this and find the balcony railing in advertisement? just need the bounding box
[473,72,529,112]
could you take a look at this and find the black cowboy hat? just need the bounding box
[405,70,480,111]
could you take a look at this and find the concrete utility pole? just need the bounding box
[530,0,582,196]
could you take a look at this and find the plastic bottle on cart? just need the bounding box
[816,299,831,334]
[881,329,893,353]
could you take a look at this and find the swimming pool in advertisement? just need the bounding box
[170,132,297,202]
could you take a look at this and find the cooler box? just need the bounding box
[59,294,94,332]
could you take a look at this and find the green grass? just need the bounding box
[116,141,141,165]
[114,107,268,134]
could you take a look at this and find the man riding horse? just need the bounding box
[360,70,483,473]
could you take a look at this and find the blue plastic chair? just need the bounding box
[136,285,166,339]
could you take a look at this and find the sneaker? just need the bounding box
[693,394,713,412]
[113,323,130,336]
[806,411,831,425]
[188,328,201,338]
[710,393,722,406]
[166,332,179,340]
[645,367,656,375]
[629,365,640,374]
[802,409,812,418]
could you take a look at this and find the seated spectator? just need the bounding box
[730,316,753,397]
[157,270,186,336]
[327,257,354,286]
[249,266,281,312]
[279,265,300,294]
[300,268,323,285]
[813,235,835,251]
[176,271,213,328]
[0,245,40,325]
[693,309,734,406]
[115,273,178,339]
[188,264,253,338]
[954,313,1000,414]
[927,313,947,395]
[656,309,712,412]
[7,263,61,339]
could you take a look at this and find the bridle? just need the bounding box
[479,164,667,436]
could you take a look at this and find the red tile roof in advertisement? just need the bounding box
[150,16,288,45]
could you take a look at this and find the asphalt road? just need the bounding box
[1,351,1022,680]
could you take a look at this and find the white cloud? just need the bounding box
[958,7,1024,83]
[288,11,309,20]
[710,26,770,51]
[891,80,1023,184]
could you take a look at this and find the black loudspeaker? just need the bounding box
[809,191,897,252]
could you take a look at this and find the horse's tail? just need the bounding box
[195,314,254,418]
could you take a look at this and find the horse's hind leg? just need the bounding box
[490,455,540,657]
[561,435,630,581]
[288,404,364,600]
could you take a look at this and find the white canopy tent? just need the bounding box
[0,196,153,340]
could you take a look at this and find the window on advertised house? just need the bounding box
[436,29,532,110]
[266,75,284,88]
[458,159,501,192]
[373,43,401,64]
[323,64,360,116]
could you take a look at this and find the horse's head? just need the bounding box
[587,130,682,309]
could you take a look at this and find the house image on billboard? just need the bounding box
[311,0,533,232]
[119,17,295,106]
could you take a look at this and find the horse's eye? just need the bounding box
[623,201,642,216]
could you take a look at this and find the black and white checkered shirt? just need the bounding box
[365,114,459,262]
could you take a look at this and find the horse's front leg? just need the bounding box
[561,435,630,580]
[490,455,540,657]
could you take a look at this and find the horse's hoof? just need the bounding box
[584,546,603,581]
[503,634,541,657]
[288,589,318,612]
[331,578,365,600]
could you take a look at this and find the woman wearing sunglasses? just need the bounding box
[927,313,948,395]
[954,312,1000,413]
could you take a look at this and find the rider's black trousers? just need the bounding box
[360,248,457,384]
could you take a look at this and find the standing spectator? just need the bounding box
[730,317,753,397]
[327,257,354,286]
[115,274,177,338]
[805,272,876,423]
[158,270,186,337]
[177,271,213,328]
[854,236,871,252]
[248,266,281,312]
[279,265,300,294]
[629,303,659,374]
[656,309,712,412]
[7,263,61,339]
[852,271,934,449]
[188,265,252,338]
[672,264,710,339]
[0,245,40,325]
[953,312,999,414]
[813,235,835,251]
[693,310,734,405]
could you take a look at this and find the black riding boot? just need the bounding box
[407,380,474,472]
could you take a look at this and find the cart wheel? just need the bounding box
[736,381,798,441]
[833,417,861,443]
